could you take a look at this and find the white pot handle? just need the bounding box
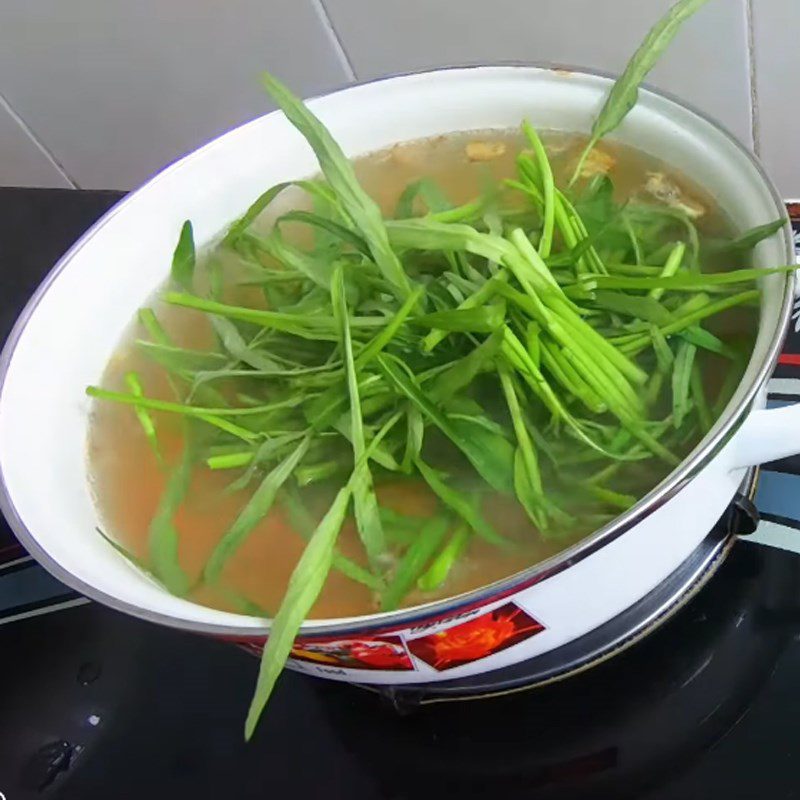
[731,403,800,469]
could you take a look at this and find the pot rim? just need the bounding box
[0,62,794,637]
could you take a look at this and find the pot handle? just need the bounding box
[731,403,800,469]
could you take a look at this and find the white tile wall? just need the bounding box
[0,0,352,189]
[751,0,800,198]
[0,97,72,188]
[324,0,754,147]
[1,0,798,195]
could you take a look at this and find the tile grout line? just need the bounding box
[310,0,358,82]
[0,90,81,188]
[745,0,761,156]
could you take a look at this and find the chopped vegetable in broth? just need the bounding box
[88,126,756,620]
[85,0,793,740]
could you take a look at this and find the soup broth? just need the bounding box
[88,129,754,619]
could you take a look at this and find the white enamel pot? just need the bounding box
[0,65,796,686]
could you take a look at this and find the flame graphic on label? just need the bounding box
[407,603,544,671]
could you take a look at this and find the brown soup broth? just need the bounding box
[88,130,753,619]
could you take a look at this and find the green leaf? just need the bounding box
[501,327,636,459]
[282,486,383,591]
[495,280,648,390]
[499,366,547,530]
[679,325,736,358]
[526,322,541,368]
[332,265,386,568]
[690,362,713,433]
[206,451,256,470]
[125,372,164,466]
[148,437,194,595]
[428,329,503,403]
[244,484,351,740]
[422,273,507,352]
[417,524,471,592]
[703,218,786,255]
[216,585,271,617]
[261,72,412,301]
[203,437,311,584]
[412,303,506,333]
[650,325,674,373]
[671,341,696,428]
[86,385,300,419]
[210,316,284,372]
[395,178,453,218]
[380,506,426,544]
[604,262,663,275]
[386,218,508,263]
[355,285,425,369]
[539,339,607,414]
[583,483,637,511]
[333,413,401,472]
[448,416,515,493]
[208,257,225,301]
[223,179,342,248]
[252,230,336,290]
[521,120,555,259]
[619,290,760,354]
[414,457,508,548]
[277,210,371,256]
[137,341,228,373]
[223,182,292,246]
[193,414,261,443]
[380,516,449,611]
[401,406,425,473]
[164,292,387,340]
[138,308,171,345]
[649,241,686,301]
[592,291,672,324]
[571,0,711,184]
[171,220,196,290]
[512,448,543,524]
[581,265,794,291]
[97,527,150,572]
[294,460,340,486]
[377,354,514,494]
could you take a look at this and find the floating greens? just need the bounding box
[571,0,712,184]
[86,0,792,740]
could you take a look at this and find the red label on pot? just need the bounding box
[221,600,546,679]
[291,634,414,671]
[405,602,545,671]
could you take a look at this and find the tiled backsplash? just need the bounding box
[751,0,800,198]
[0,0,795,195]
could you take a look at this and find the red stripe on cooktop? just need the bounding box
[779,353,800,366]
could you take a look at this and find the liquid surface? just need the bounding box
[88,129,752,619]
